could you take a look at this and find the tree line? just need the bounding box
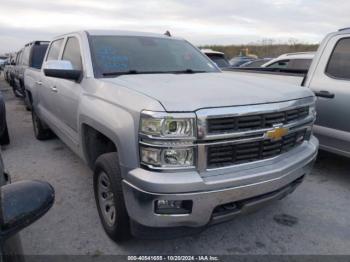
[200,38,319,59]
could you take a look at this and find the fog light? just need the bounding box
[155,200,193,214]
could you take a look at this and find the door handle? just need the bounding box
[35,81,43,85]
[314,90,335,99]
[51,86,58,93]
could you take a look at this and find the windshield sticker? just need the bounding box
[96,47,129,71]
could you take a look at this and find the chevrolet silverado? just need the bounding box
[28,30,318,241]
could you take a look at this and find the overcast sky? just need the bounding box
[0,0,349,53]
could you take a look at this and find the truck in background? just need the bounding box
[261,52,315,71]
[12,41,49,107]
[225,28,350,158]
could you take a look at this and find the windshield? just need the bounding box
[89,35,219,77]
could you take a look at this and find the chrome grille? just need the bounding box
[207,129,307,169]
[207,107,309,134]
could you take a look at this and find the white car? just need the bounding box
[201,49,231,68]
[262,52,315,71]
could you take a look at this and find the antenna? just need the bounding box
[164,30,172,37]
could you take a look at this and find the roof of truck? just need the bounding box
[201,49,225,56]
[338,27,350,32]
[54,30,184,41]
[277,52,316,59]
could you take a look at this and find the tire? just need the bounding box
[0,125,10,146]
[94,152,131,242]
[12,86,21,98]
[31,109,52,140]
[24,91,32,111]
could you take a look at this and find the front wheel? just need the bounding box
[0,125,10,145]
[94,152,131,242]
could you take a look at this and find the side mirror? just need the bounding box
[0,180,54,240]
[43,60,82,82]
[10,62,15,66]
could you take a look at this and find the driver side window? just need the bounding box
[46,39,64,61]
[62,37,83,71]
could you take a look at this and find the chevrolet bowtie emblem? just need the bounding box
[265,125,289,141]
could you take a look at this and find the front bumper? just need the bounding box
[123,136,318,228]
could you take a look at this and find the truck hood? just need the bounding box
[102,72,314,112]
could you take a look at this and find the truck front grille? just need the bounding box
[207,107,309,134]
[207,129,306,169]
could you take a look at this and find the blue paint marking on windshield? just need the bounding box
[96,47,129,71]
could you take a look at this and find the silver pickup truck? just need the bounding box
[227,28,350,158]
[26,30,318,241]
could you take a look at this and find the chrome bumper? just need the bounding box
[123,136,318,228]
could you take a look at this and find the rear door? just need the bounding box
[309,35,350,156]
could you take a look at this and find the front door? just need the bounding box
[309,35,350,156]
[38,38,65,125]
[52,36,83,148]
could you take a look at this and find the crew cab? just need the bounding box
[29,30,318,241]
[226,28,350,157]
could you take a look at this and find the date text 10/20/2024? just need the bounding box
[127,256,220,261]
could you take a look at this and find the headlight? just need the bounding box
[309,104,317,118]
[139,111,196,170]
[140,111,195,138]
[140,146,194,168]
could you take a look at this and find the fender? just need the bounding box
[78,97,139,175]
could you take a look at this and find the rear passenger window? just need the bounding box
[31,44,49,69]
[288,59,312,71]
[46,39,64,60]
[326,38,350,80]
[22,46,30,66]
[62,37,82,70]
[267,60,289,69]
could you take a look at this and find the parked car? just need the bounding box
[0,58,6,71]
[201,49,231,69]
[12,41,49,101]
[29,30,318,242]
[261,52,315,71]
[0,92,9,146]
[229,56,256,67]
[226,28,350,158]
[10,50,23,97]
[240,58,272,68]
[4,54,16,85]
[0,105,54,260]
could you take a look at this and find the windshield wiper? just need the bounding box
[102,70,139,76]
[102,70,178,76]
[102,69,208,77]
[173,69,207,74]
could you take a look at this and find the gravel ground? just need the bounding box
[1,76,350,255]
